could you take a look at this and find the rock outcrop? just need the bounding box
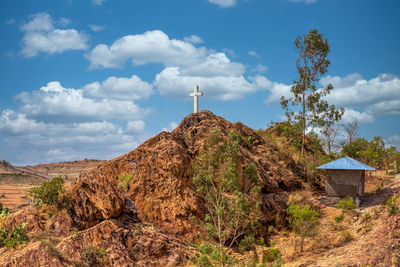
[0,111,306,266]
[67,111,304,237]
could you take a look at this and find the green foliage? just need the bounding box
[81,245,108,266]
[118,173,134,192]
[336,196,356,210]
[0,222,29,248]
[262,247,283,264]
[0,202,9,219]
[385,196,399,216]
[29,177,64,206]
[341,137,399,169]
[285,204,319,251]
[192,128,261,263]
[195,242,232,267]
[268,225,275,233]
[334,214,344,223]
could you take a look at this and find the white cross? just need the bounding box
[189,85,203,113]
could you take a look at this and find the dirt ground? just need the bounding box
[0,184,32,210]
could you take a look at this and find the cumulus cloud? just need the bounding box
[341,108,374,124]
[83,75,153,100]
[16,81,150,122]
[86,30,209,69]
[322,73,400,115]
[87,30,270,100]
[208,0,237,8]
[265,72,400,125]
[89,24,105,32]
[155,67,270,100]
[0,114,147,164]
[183,35,204,44]
[20,13,88,57]
[0,84,150,164]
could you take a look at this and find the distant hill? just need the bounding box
[0,159,104,185]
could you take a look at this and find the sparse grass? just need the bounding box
[336,196,356,210]
[385,196,399,216]
[81,245,108,266]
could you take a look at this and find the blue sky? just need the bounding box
[0,0,399,165]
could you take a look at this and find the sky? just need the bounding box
[0,0,399,165]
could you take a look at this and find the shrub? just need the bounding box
[118,173,134,192]
[336,196,356,210]
[385,196,399,216]
[285,204,319,252]
[192,128,261,264]
[334,214,344,223]
[0,222,29,248]
[29,177,64,206]
[195,242,232,267]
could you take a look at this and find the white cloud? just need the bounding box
[20,13,88,57]
[288,0,317,4]
[322,73,400,115]
[0,109,149,165]
[248,51,259,57]
[126,120,146,134]
[86,30,209,69]
[180,53,245,77]
[83,75,153,100]
[208,0,237,8]
[89,24,105,32]
[162,121,178,132]
[341,108,374,124]
[92,0,106,5]
[264,82,291,104]
[183,35,204,44]
[155,67,270,100]
[16,81,150,122]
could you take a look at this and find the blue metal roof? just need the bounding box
[316,156,376,171]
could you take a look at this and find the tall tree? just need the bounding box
[281,29,344,175]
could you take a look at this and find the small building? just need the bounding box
[316,156,376,207]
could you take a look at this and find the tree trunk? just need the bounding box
[302,91,306,180]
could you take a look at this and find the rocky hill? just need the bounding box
[0,111,306,266]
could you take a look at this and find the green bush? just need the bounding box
[285,204,319,252]
[0,223,29,248]
[336,196,356,210]
[385,196,399,216]
[29,177,64,206]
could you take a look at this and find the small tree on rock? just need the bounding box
[192,128,261,266]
